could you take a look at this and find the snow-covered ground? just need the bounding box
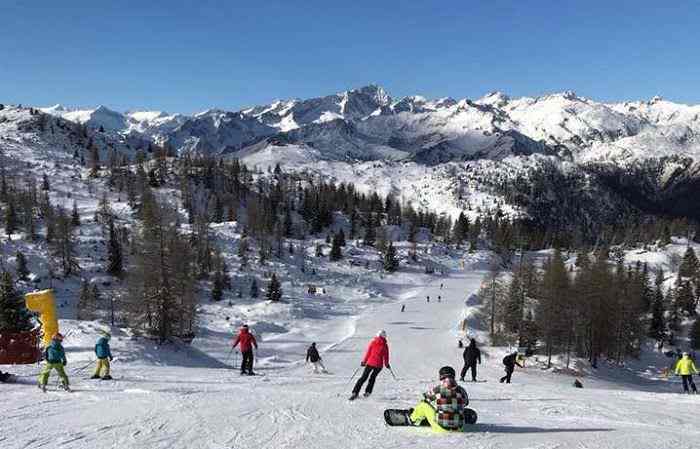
[3,254,698,449]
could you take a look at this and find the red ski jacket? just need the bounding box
[362,336,390,368]
[232,328,258,353]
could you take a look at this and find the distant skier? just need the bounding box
[350,330,390,400]
[440,283,443,289]
[460,338,482,382]
[427,296,430,303]
[91,331,113,380]
[499,351,523,384]
[401,305,406,313]
[38,333,70,392]
[306,342,328,374]
[674,352,698,394]
[232,324,258,376]
[437,296,441,303]
[405,366,470,432]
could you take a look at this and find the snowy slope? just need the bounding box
[4,255,698,449]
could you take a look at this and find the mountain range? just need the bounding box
[40,85,700,166]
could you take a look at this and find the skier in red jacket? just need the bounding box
[232,324,258,375]
[349,330,390,400]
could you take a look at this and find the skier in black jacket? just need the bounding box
[499,351,523,384]
[306,342,328,373]
[460,338,482,382]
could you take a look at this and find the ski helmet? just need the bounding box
[377,329,387,338]
[52,333,64,341]
[439,366,456,380]
[100,330,111,340]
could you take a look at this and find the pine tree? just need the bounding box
[41,173,50,191]
[329,232,343,261]
[535,249,571,368]
[266,273,282,302]
[0,271,33,331]
[338,229,346,247]
[679,247,699,279]
[211,270,224,302]
[71,201,81,226]
[675,279,696,316]
[648,270,666,341]
[363,214,376,247]
[4,198,17,237]
[106,219,123,277]
[77,279,94,321]
[690,318,700,350]
[15,251,29,281]
[250,278,259,299]
[383,241,399,272]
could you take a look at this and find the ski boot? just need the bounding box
[363,392,371,398]
[90,374,101,379]
[101,375,113,380]
[348,393,359,401]
[38,383,47,393]
[61,383,71,392]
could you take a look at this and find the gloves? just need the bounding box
[109,356,113,362]
[386,364,391,370]
[63,361,67,366]
[360,362,366,367]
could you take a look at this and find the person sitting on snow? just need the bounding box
[407,366,469,432]
[91,331,113,380]
[306,342,328,373]
[38,333,69,392]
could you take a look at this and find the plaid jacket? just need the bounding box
[423,379,469,430]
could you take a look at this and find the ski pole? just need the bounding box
[224,347,234,367]
[388,367,398,381]
[344,366,362,387]
[72,359,95,375]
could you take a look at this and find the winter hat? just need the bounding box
[683,352,689,357]
[377,329,387,338]
[439,366,456,380]
[52,333,64,341]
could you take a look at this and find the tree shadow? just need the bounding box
[472,424,614,434]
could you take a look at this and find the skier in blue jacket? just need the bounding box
[91,331,113,380]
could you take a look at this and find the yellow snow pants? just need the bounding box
[38,362,69,386]
[410,401,449,433]
[94,358,111,377]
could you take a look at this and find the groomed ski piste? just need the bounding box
[3,254,699,449]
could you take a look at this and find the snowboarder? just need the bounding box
[499,351,523,384]
[404,366,470,432]
[0,370,12,382]
[460,338,481,382]
[350,330,390,400]
[674,352,698,394]
[91,331,113,380]
[306,342,327,373]
[232,324,258,375]
[38,333,70,392]
[401,304,406,313]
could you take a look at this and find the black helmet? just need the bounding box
[439,366,456,380]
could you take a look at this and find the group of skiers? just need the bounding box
[35,330,113,392]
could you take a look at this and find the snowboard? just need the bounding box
[384,408,478,427]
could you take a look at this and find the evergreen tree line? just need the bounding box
[482,246,700,368]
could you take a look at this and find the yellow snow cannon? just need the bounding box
[25,289,59,347]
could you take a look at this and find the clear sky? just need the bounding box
[2,1,699,113]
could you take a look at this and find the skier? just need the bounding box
[400,304,406,313]
[440,283,443,289]
[350,330,390,400]
[306,342,328,374]
[426,296,430,303]
[405,366,469,432]
[91,331,113,380]
[38,333,70,392]
[460,338,482,382]
[674,352,698,394]
[499,351,523,384]
[232,324,258,375]
[437,295,441,303]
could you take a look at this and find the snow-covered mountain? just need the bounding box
[40,85,700,166]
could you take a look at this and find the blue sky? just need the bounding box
[2,1,698,113]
